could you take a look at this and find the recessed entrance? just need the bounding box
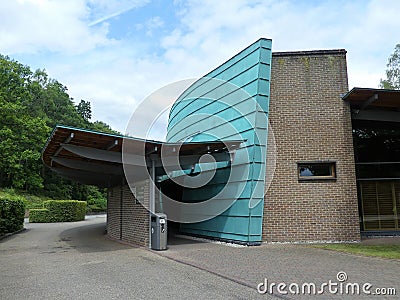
[343,88,400,235]
[353,119,400,233]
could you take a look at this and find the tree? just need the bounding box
[91,120,120,134]
[0,54,116,200]
[0,57,49,190]
[380,44,400,89]
[76,99,92,121]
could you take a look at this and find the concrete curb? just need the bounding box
[0,228,27,241]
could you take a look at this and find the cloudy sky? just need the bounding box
[1,0,399,139]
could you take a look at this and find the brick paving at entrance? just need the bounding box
[158,236,400,299]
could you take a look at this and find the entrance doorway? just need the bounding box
[343,88,400,234]
[353,120,400,233]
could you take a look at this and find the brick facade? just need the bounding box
[107,181,150,247]
[262,50,360,242]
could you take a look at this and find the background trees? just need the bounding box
[380,44,400,90]
[0,54,117,204]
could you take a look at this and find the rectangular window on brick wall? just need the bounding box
[297,162,337,181]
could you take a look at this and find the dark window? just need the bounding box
[352,120,400,163]
[356,163,400,179]
[298,162,336,180]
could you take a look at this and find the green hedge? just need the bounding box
[28,209,50,223]
[29,200,86,223]
[0,197,26,236]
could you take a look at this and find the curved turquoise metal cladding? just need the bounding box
[166,38,272,244]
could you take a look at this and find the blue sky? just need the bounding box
[1,0,399,139]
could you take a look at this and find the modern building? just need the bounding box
[42,38,400,247]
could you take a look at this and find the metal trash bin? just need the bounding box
[151,213,167,250]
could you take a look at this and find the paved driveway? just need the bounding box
[0,216,259,300]
[1,217,399,300]
[162,236,400,300]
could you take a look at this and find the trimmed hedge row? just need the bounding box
[29,200,86,223]
[28,209,50,223]
[0,197,26,236]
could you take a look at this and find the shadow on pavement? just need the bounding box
[59,221,131,253]
[59,218,206,253]
[167,234,206,246]
[167,222,207,246]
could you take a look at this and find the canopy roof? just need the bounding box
[42,125,242,187]
[342,87,400,110]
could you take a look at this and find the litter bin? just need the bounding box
[151,213,167,250]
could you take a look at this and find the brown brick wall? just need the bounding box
[107,181,150,247]
[107,186,120,240]
[262,51,361,242]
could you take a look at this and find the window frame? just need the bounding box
[297,161,337,181]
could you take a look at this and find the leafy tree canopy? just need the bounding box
[380,44,400,89]
[0,54,117,202]
[76,99,92,122]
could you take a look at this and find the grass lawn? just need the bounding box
[312,244,400,259]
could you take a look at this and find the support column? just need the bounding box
[148,159,156,248]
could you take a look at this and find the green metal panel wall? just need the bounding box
[166,38,272,243]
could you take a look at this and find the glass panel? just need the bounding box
[361,182,380,230]
[395,182,400,223]
[353,120,400,163]
[361,181,399,230]
[376,182,395,229]
[298,163,334,178]
[357,164,400,179]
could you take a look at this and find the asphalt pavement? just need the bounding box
[0,216,260,300]
[1,216,399,300]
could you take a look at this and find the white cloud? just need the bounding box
[160,0,400,89]
[45,44,179,137]
[144,16,164,36]
[1,0,399,137]
[135,16,164,36]
[87,0,149,26]
[0,0,113,55]
[0,0,158,134]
